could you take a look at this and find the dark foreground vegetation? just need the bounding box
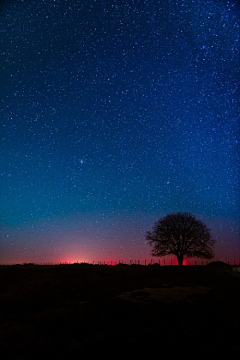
[0,264,239,359]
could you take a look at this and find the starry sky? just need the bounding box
[1,0,239,265]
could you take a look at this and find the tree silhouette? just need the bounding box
[146,212,215,266]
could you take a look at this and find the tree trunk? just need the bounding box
[177,254,183,266]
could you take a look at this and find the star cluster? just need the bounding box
[0,0,239,264]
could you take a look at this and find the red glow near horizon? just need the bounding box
[1,249,238,266]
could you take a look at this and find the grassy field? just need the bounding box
[0,264,239,359]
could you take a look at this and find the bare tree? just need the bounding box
[146,212,215,266]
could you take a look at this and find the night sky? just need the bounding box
[1,0,239,265]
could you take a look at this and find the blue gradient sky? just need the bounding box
[1,0,239,264]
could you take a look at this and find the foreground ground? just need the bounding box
[0,264,239,359]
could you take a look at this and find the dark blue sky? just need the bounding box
[1,0,239,264]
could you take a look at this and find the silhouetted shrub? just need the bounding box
[116,263,129,266]
[79,262,94,266]
[12,264,23,266]
[23,263,36,266]
[207,261,230,268]
[130,263,142,267]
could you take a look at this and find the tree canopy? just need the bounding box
[146,212,215,266]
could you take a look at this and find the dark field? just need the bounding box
[0,265,239,359]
